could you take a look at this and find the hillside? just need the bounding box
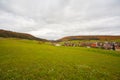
[0,29,47,41]
[58,35,120,41]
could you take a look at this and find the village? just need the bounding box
[53,41,120,51]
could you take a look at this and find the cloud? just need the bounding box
[0,0,120,40]
[0,10,37,32]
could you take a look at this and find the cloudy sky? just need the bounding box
[0,0,120,40]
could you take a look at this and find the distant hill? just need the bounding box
[58,35,120,41]
[0,29,48,41]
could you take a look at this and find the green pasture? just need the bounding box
[0,38,120,80]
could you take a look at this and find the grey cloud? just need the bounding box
[0,0,120,40]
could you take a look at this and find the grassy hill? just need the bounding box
[0,29,47,41]
[58,35,120,41]
[0,38,120,80]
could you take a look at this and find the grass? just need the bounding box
[0,38,120,80]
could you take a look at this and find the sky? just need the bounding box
[0,0,120,40]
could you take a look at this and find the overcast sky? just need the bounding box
[0,0,120,40]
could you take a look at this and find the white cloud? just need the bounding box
[0,10,37,32]
[0,0,120,40]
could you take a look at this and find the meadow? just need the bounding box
[0,38,120,80]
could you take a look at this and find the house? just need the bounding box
[52,43,61,46]
[91,42,98,48]
[55,43,61,46]
[116,47,120,51]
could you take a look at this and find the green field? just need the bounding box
[0,38,120,80]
